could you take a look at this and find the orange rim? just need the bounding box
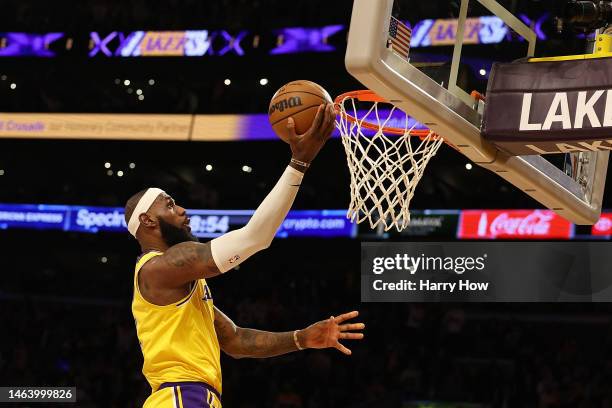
[334,90,437,139]
[471,90,486,102]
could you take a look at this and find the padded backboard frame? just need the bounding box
[344,0,608,225]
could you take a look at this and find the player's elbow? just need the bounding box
[223,350,245,359]
[242,227,273,252]
[255,229,275,250]
[220,335,247,359]
[260,236,273,250]
[221,343,243,359]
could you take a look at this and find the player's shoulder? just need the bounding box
[137,250,164,265]
[136,250,165,274]
[136,251,170,293]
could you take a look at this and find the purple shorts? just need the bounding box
[155,381,222,408]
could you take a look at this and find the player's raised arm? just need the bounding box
[210,103,335,273]
[124,104,334,288]
[214,307,365,359]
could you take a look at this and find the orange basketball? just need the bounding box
[268,80,332,142]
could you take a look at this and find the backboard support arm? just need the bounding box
[448,0,537,106]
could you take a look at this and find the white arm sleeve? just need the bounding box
[210,165,304,272]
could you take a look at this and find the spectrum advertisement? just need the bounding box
[0,204,356,239]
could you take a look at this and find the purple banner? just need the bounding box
[0,14,557,58]
[0,33,64,57]
[270,25,343,54]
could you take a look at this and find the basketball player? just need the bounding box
[125,104,365,408]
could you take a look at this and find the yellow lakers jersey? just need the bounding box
[132,251,222,395]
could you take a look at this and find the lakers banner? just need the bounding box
[0,113,191,140]
[482,57,612,155]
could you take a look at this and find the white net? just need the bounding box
[336,93,444,232]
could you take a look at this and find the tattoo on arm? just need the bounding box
[162,242,220,278]
[214,307,298,359]
[234,329,297,358]
[214,307,238,348]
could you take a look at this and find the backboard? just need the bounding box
[344,0,609,225]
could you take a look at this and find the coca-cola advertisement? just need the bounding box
[591,213,612,236]
[458,210,573,239]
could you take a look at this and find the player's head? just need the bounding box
[125,188,198,247]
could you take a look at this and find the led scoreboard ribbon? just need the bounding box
[0,204,356,238]
[0,15,552,58]
[0,203,610,240]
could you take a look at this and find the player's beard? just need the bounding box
[158,218,199,247]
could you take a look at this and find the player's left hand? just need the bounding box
[298,310,365,355]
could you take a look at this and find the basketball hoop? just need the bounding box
[335,90,445,232]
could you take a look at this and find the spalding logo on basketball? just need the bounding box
[268,80,332,143]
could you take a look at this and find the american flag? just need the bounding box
[388,16,412,60]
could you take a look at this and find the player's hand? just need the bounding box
[298,310,364,355]
[286,103,336,165]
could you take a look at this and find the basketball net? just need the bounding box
[335,91,444,232]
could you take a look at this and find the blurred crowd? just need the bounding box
[0,0,561,32]
[3,237,612,408]
[0,0,351,32]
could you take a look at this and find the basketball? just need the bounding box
[268,80,333,142]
